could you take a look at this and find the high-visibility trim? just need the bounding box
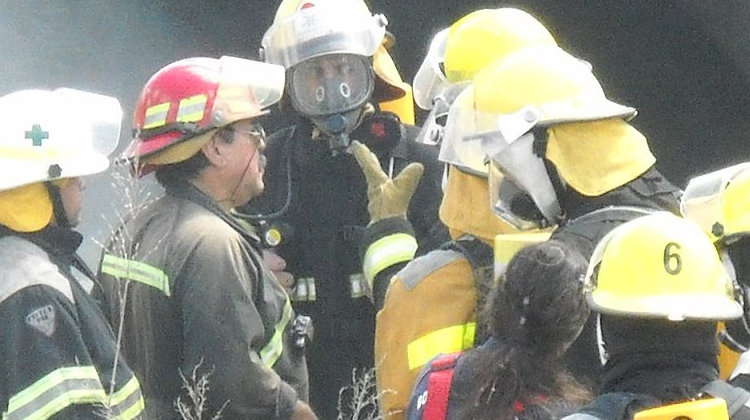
[292,277,317,302]
[143,102,170,129]
[407,323,476,370]
[349,273,367,299]
[260,297,293,368]
[4,366,105,420]
[105,375,145,420]
[363,233,418,288]
[176,94,207,123]
[100,253,170,297]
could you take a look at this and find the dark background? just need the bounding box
[3,0,750,265]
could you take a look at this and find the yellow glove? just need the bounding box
[350,140,424,225]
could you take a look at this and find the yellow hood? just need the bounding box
[546,118,656,197]
[0,182,54,232]
[439,167,518,244]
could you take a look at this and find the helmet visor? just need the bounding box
[289,54,373,117]
[681,162,750,242]
[413,28,450,110]
[210,56,285,127]
[262,3,387,69]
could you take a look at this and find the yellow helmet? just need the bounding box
[413,8,557,147]
[681,162,750,244]
[585,212,742,321]
[444,8,556,84]
[448,45,640,228]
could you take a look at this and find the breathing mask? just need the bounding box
[288,53,374,153]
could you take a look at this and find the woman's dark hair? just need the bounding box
[154,128,235,188]
[460,239,592,420]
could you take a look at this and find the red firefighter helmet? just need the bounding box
[123,56,284,171]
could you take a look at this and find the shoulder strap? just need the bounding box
[440,235,494,343]
[701,380,750,420]
[423,352,461,420]
[555,206,655,257]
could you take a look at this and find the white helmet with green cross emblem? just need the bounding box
[0,88,122,191]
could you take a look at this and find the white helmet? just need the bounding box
[0,88,122,191]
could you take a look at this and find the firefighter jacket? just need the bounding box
[242,115,445,420]
[0,225,145,420]
[95,181,307,420]
[374,237,491,420]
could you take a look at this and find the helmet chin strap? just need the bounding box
[223,147,258,208]
[44,181,71,228]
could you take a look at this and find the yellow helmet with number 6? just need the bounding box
[584,212,742,321]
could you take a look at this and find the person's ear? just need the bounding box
[201,132,227,167]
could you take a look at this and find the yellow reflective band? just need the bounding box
[363,233,418,288]
[5,366,105,420]
[105,375,145,420]
[101,253,170,297]
[143,102,170,129]
[407,323,476,370]
[176,94,207,123]
[260,297,293,368]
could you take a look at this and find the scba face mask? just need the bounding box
[289,53,374,152]
[289,54,373,118]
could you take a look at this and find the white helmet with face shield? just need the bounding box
[447,45,636,230]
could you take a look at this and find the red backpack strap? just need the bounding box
[423,352,461,420]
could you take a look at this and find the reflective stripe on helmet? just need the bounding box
[406,323,476,370]
[176,94,208,124]
[100,253,170,297]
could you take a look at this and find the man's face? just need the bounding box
[223,119,267,207]
[59,177,83,227]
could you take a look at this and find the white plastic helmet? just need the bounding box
[0,88,122,191]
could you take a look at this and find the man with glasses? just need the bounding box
[95,56,319,420]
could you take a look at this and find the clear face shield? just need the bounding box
[412,28,469,147]
[681,162,750,244]
[478,107,562,229]
[261,3,387,70]
[211,56,286,127]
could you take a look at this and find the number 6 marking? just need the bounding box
[663,242,682,275]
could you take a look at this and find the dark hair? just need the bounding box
[153,128,235,188]
[460,240,592,420]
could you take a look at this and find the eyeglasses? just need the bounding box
[224,123,266,145]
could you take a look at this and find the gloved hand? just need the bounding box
[262,249,295,295]
[349,140,424,225]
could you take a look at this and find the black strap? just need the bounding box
[440,235,494,343]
